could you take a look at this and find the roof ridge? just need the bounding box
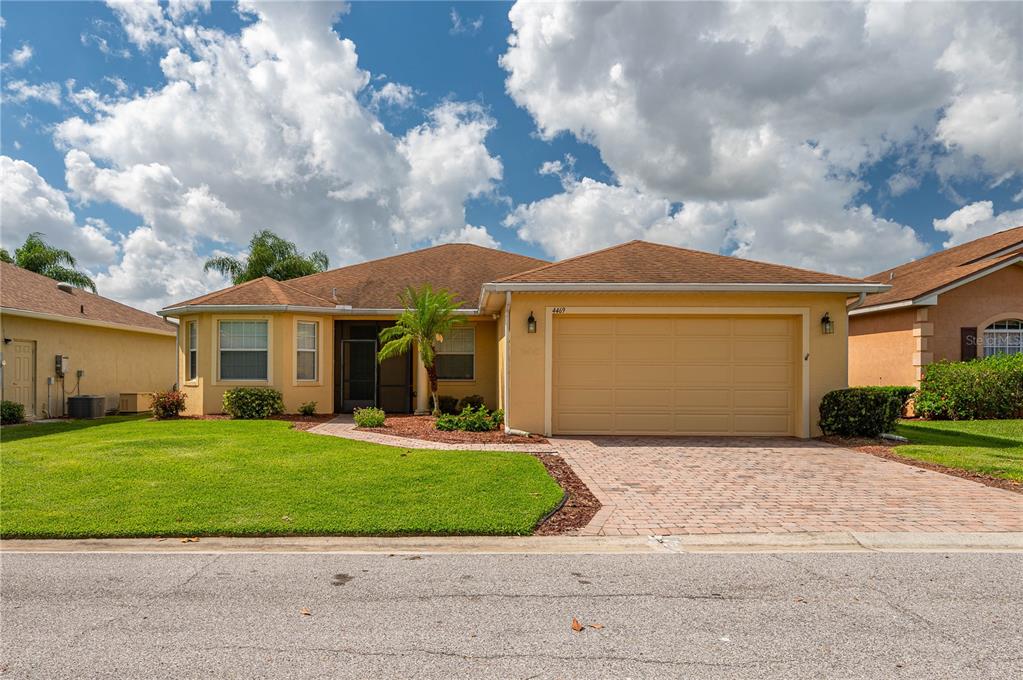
[272,277,335,305]
[869,224,1023,278]
[493,240,639,282]
[182,276,272,306]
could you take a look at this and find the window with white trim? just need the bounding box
[187,321,198,381]
[983,319,1023,357]
[296,321,318,381]
[435,326,474,380]
[219,320,268,381]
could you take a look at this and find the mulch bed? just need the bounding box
[357,415,549,445]
[820,435,1022,495]
[532,452,602,535]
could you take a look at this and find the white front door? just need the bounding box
[5,340,36,418]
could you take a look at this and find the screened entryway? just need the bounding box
[333,320,412,413]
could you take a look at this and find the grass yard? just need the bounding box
[0,416,564,538]
[894,419,1023,483]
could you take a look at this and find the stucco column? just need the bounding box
[414,349,429,414]
[912,307,934,384]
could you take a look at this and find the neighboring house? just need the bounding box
[849,226,1023,387]
[0,262,177,418]
[159,241,886,438]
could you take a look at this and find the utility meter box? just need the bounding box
[55,355,69,377]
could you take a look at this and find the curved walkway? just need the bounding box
[309,415,556,452]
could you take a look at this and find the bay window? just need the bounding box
[219,320,268,381]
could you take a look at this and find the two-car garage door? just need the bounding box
[552,315,799,436]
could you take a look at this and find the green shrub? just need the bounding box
[457,394,486,411]
[819,387,904,437]
[435,405,504,432]
[151,390,186,419]
[222,387,284,419]
[429,394,459,415]
[298,401,317,416]
[915,355,1023,420]
[353,406,386,427]
[1,400,26,425]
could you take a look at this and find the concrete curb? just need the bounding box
[3,532,1022,554]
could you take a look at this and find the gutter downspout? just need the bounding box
[848,292,867,311]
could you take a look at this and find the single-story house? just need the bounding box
[159,241,888,438]
[0,261,177,418]
[849,226,1023,387]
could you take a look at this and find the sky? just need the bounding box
[1,0,1021,313]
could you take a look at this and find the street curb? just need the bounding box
[3,532,1022,554]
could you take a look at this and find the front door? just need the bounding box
[4,340,36,418]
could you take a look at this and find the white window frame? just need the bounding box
[296,320,319,382]
[187,321,198,382]
[982,319,1023,357]
[436,326,475,381]
[217,319,270,382]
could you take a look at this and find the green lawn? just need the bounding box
[894,419,1023,482]
[0,416,563,538]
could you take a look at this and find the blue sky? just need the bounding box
[2,1,1020,311]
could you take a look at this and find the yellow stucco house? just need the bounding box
[159,241,888,438]
[849,226,1023,387]
[1,262,177,418]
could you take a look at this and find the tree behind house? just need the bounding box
[4,232,97,292]
[204,230,329,284]
[377,285,463,416]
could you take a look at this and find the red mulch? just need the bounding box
[532,453,602,535]
[819,435,1022,495]
[357,415,549,445]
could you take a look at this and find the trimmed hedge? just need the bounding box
[1,400,26,425]
[222,387,284,419]
[353,406,386,427]
[819,386,914,437]
[428,394,459,415]
[456,394,486,412]
[436,405,504,432]
[915,354,1023,420]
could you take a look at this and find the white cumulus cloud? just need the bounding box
[933,201,1023,248]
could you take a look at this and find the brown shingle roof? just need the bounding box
[496,240,866,285]
[168,243,550,310]
[857,226,1023,309]
[1,262,176,334]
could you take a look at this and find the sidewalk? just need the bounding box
[4,532,1023,554]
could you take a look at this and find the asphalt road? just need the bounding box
[1,551,1021,679]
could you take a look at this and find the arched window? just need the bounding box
[983,319,1023,357]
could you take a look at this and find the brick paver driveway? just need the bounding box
[552,436,1023,535]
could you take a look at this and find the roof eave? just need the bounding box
[1,307,177,336]
[158,304,481,317]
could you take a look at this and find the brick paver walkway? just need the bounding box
[310,415,556,452]
[552,436,1023,536]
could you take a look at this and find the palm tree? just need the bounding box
[377,285,463,416]
[204,230,329,284]
[8,233,96,292]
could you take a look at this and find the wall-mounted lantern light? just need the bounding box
[527,311,537,333]
[820,312,834,335]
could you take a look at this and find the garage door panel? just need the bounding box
[553,314,797,436]
[614,388,672,408]
[734,318,792,336]
[734,389,791,409]
[556,337,615,361]
[615,317,673,335]
[615,364,677,385]
[673,338,733,362]
[675,389,731,408]
[673,364,733,385]
[674,413,732,433]
[558,317,615,335]
[734,364,791,386]
[616,338,673,361]
[734,414,791,435]
[614,412,674,432]
[556,363,609,388]
[557,388,613,408]
[674,317,732,336]
[733,339,791,361]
